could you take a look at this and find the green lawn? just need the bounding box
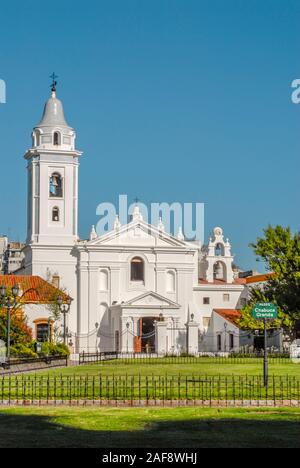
[1,406,300,448]
[32,358,300,378]
[2,359,298,402]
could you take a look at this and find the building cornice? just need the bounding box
[193,284,244,292]
[24,148,83,160]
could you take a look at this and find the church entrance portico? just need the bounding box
[110,291,181,354]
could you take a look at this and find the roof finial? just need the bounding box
[50,72,58,93]
[114,215,121,230]
[157,216,165,232]
[89,225,97,241]
[177,226,185,241]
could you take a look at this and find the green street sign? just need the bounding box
[252,303,278,320]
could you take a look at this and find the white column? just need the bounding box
[173,317,181,355]
[155,321,168,355]
[186,320,199,355]
[121,316,134,353]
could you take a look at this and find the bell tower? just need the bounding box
[202,227,234,284]
[25,78,82,246]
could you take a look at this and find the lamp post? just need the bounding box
[126,322,130,354]
[0,284,19,364]
[263,318,268,388]
[57,296,72,345]
[47,317,52,343]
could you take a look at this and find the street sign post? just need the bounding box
[252,303,278,320]
[252,303,278,388]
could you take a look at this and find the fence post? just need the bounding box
[47,375,50,405]
[99,374,102,404]
[146,376,149,406]
[54,376,57,406]
[7,375,11,406]
[131,376,134,406]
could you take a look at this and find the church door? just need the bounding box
[134,319,142,353]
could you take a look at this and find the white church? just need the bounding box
[19,84,253,355]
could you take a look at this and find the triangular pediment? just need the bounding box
[122,291,180,309]
[87,219,193,249]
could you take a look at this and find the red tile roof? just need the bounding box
[214,309,242,326]
[0,275,70,304]
[198,274,275,286]
[245,273,275,284]
[198,278,246,285]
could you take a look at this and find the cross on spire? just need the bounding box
[134,197,139,205]
[50,72,58,92]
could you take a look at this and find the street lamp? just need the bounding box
[126,322,130,354]
[57,296,72,345]
[47,317,52,343]
[0,284,19,364]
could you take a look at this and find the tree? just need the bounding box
[45,270,70,343]
[0,306,32,346]
[46,291,62,343]
[239,226,300,340]
[238,287,291,332]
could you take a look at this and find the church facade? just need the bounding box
[21,86,247,354]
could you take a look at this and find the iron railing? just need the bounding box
[0,355,68,374]
[0,373,299,406]
[78,351,291,366]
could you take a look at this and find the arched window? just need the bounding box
[49,173,63,198]
[52,207,59,222]
[215,243,224,256]
[166,270,176,293]
[131,257,144,282]
[213,261,227,281]
[99,270,109,291]
[53,131,61,146]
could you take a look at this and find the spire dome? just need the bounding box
[37,90,69,128]
[30,76,78,152]
[36,74,71,129]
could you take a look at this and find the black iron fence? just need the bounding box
[0,355,68,375]
[0,374,299,406]
[79,351,291,366]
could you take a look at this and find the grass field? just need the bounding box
[2,361,300,448]
[1,359,299,403]
[1,406,300,448]
[29,358,300,378]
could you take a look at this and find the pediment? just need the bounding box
[122,291,180,309]
[87,220,192,249]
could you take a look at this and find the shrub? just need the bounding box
[0,308,32,345]
[40,342,70,357]
[10,343,38,358]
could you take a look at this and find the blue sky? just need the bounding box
[0,0,299,270]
